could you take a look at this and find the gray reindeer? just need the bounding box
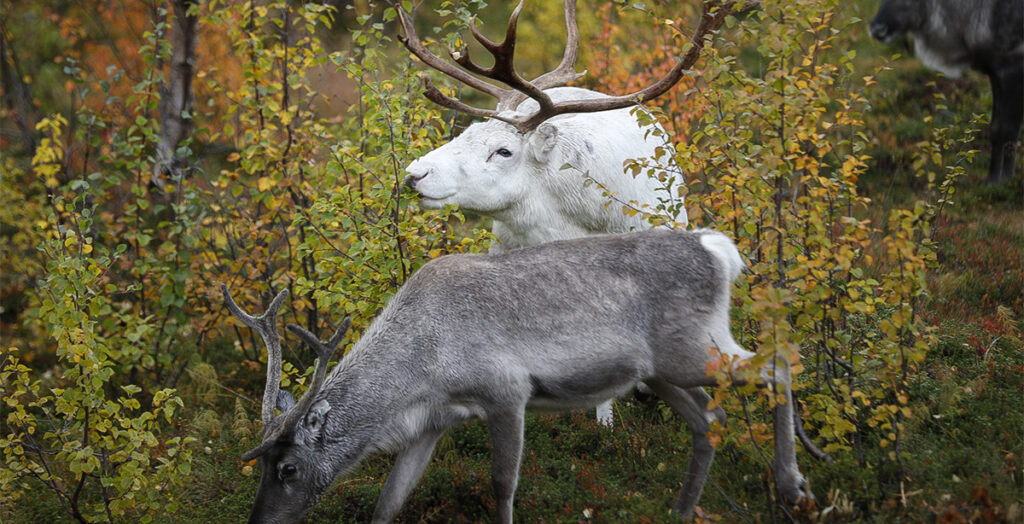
[869,0,1024,183]
[224,228,815,523]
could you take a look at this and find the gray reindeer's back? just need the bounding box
[409,229,720,334]
[348,230,733,408]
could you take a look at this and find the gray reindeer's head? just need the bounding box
[222,285,350,524]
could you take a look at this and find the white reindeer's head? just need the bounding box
[398,0,742,220]
[406,87,607,214]
[405,118,555,212]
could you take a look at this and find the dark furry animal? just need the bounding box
[870,0,1024,183]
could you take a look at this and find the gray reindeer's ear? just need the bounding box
[304,399,331,433]
[276,390,297,414]
[527,122,558,163]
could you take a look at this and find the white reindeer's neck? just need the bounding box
[489,193,591,252]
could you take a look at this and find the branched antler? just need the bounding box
[222,284,351,461]
[222,284,289,428]
[398,0,759,133]
[398,0,584,131]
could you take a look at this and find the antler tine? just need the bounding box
[396,5,508,102]
[458,0,556,113]
[467,0,523,54]
[285,318,350,362]
[614,0,749,103]
[515,0,585,94]
[420,79,502,119]
[556,0,582,80]
[326,317,352,351]
[240,319,352,462]
[222,284,289,428]
[221,283,287,329]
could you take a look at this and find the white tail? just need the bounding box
[700,229,746,282]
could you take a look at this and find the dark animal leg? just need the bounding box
[987,63,1023,183]
[764,360,815,508]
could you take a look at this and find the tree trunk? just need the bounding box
[153,0,198,189]
[0,13,38,155]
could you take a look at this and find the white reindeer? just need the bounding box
[225,228,815,524]
[406,86,685,253]
[399,0,754,424]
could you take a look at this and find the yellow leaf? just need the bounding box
[257,177,273,192]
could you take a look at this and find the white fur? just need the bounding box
[911,31,969,77]
[407,87,687,253]
[699,229,746,283]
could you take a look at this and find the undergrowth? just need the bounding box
[2,0,1021,522]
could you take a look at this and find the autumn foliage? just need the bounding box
[1,0,1021,522]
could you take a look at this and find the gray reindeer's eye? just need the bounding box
[281,464,298,479]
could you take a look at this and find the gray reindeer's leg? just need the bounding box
[644,379,724,519]
[486,408,525,524]
[371,430,443,524]
[763,360,814,508]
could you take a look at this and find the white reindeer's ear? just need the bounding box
[527,122,559,163]
[276,390,297,413]
[303,399,331,433]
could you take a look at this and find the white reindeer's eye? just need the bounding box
[486,147,513,162]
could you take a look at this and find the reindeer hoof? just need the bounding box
[786,479,818,520]
[778,475,816,509]
[799,478,815,502]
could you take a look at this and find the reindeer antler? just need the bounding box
[398,0,758,133]
[222,284,289,428]
[222,284,351,461]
